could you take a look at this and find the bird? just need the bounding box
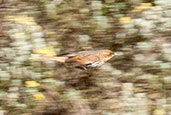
[32,50,118,69]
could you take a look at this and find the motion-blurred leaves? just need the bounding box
[4,15,36,25]
[25,81,40,88]
[119,17,132,24]
[33,93,46,100]
[33,46,56,56]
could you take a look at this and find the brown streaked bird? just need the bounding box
[32,50,118,68]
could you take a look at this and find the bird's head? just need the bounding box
[100,50,118,62]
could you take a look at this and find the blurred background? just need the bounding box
[0,0,171,115]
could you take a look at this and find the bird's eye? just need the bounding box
[104,53,113,57]
[109,53,114,56]
[108,52,114,56]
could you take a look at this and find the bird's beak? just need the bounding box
[112,52,119,56]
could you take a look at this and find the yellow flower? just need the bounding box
[25,81,40,88]
[33,46,56,56]
[119,17,132,24]
[33,93,45,100]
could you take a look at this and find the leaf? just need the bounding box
[133,3,153,12]
[25,81,40,88]
[119,17,132,24]
[153,109,165,115]
[4,15,36,25]
[33,46,56,56]
[33,93,45,100]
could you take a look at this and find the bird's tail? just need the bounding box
[30,54,67,63]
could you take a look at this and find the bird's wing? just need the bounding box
[66,51,93,57]
[66,53,99,65]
